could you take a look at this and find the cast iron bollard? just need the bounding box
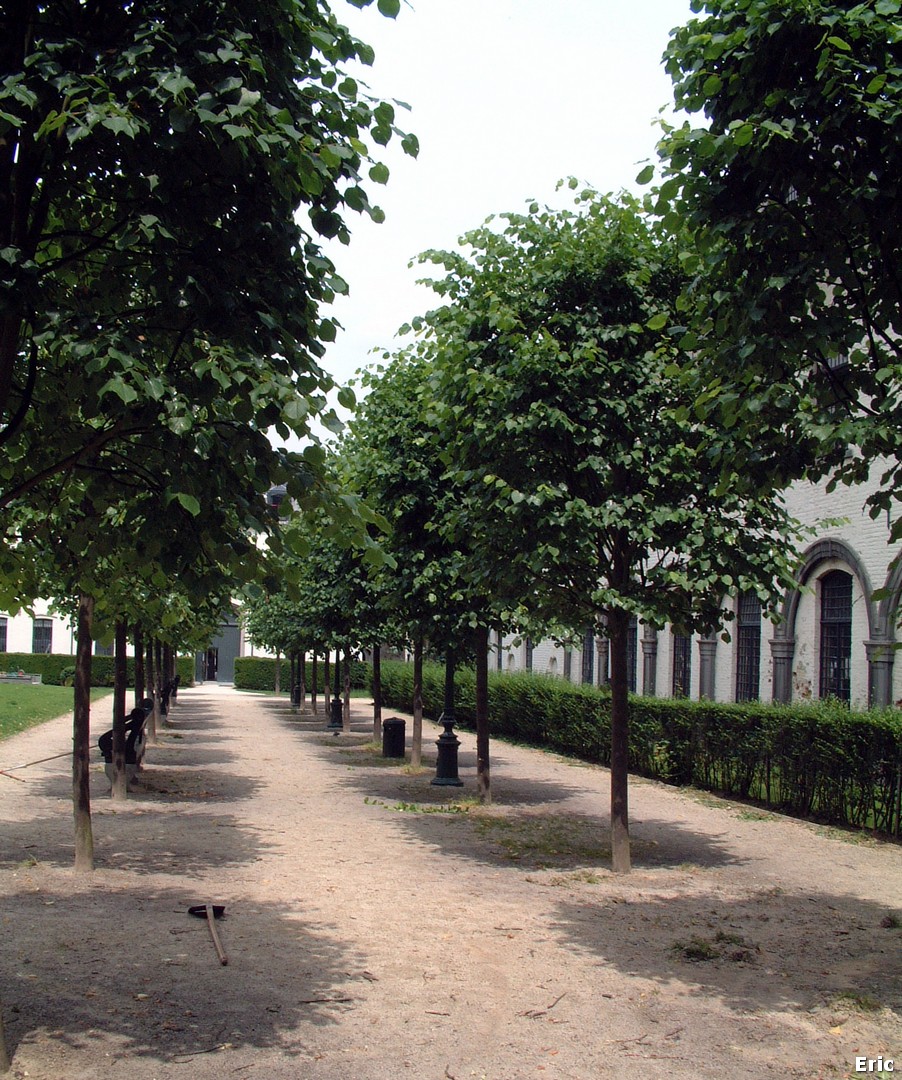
[291,682,301,707]
[382,717,406,758]
[431,711,463,786]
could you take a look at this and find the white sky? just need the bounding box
[314,0,694,408]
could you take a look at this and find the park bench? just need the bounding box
[161,675,179,715]
[0,671,42,684]
[98,696,154,789]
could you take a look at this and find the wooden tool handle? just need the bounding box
[206,903,229,965]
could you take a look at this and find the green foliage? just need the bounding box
[341,352,501,651]
[653,0,902,531]
[0,652,193,688]
[233,655,371,693]
[0,0,416,633]
[379,662,902,836]
[410,189,803,645]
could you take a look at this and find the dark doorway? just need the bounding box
[205,648,219,681]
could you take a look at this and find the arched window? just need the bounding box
[735,593,762,702]
[819,570,852,701]
[672,631,691,698]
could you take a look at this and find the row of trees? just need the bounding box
[0,0,414,877]
[243,187,805,875]
[0,0,896,877]
[243,0,902,875]
[0,4,412,1065]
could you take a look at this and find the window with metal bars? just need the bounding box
[735,593,762,702]
[819,570,852,702]
[32,618,52,654]
[672,632,692,698]
[581,630,595,685]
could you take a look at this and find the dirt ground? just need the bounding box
[0,682,899,1080]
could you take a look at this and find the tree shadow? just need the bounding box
[549,885,902,1018]
[312,733,597,812]
[0,878,370,1069]
[0,804,272,876]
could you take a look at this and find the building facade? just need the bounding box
[499,462,902,710]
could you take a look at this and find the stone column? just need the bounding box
[698,633,718,701]
[769,637,796,704]
[641,625,658,697]
[865,639,895,708]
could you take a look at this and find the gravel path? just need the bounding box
[0,682,899,1080]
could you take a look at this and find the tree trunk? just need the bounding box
[133,624,144,707]
[323,651,330,710]
[342,648,351,733]
[110,620,128,802]
[274,650,281,695]
[73,592,95,871]
[372,646,382,742]
[311,652,318,716]
[289,651,296,707]
[608,607,631,874]
[0,995,9,1073]
[298,650,306,713]
[145,638,157,742]
[475,626,491,804]
[163,642,172,694]
[411,636,424,769]
[152,637,163,738]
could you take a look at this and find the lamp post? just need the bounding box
[432,647,463,787]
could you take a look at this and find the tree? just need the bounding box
[341,353,506,779]
[417,189,804,871]
[650,0,902,529]
[0,0,419,600]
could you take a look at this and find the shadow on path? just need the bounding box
[0,878,368,1067]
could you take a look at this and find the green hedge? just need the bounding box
[379,661,902,837]
[0,652,194,688]
[233,656,371,694]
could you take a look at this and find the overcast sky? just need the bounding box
[311,0,695,410]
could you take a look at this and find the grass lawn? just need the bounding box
[0,685,113,741]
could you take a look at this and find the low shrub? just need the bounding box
[234,656,371,694]
[0,653,194,688]
[379,661,902,837]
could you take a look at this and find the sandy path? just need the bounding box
[0,682,899,1079]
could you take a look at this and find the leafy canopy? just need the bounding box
[413,188,804,638]
[650,0,902,527]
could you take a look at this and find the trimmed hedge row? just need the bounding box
[379,661,902,837]
[233,656,371,694]
[0,652,194,688]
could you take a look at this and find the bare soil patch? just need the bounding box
[0,684,899,1079]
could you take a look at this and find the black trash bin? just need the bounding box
[382,717,406,758]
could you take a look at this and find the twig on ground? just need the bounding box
[519,992,566,1018]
